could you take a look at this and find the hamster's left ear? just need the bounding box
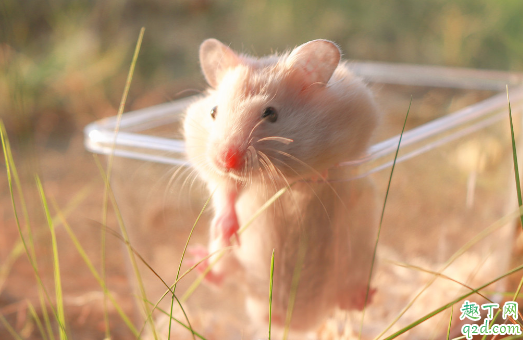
[199,39,241,88]
[286,40,341,87]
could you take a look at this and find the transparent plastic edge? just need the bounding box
[350,61,523,91]
[341,86,523,167]
[84,62,523,171]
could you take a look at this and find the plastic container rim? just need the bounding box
[83,61,523,175]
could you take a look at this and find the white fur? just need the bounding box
[183,39,381,335]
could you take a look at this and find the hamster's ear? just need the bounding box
[286,40,341,87]
[200,39,240,88]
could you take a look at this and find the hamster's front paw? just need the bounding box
[212,206,240,246]
[186,245,224,286]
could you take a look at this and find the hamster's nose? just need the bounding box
[222,148,243,170]
[215,147,244,171]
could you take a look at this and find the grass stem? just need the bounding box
[269,249,275,340]
[101,26,145,340]
[359,98,411,339]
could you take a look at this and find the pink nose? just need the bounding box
[222,148,243,170]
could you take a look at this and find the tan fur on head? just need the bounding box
[185,38,379,183]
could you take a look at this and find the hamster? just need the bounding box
[183,38,380,335]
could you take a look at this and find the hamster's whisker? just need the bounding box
[258,151,280,184]
[246,147,253,172]
[165,162,193,197]
[257,167,265,189]
[260,151,307,223]
[258,156,282,208]
[268,88,279,103]
[271,149,325,180]
[163,162,192,210]
[258,156,285,215]
[256,136,294,145]
[247,118,267,142]
[271,157,332,224]
[273,163,293,194]
[181,157,212,199]
[175,88,204,97]
[247,145,259,170]
[166,161,191,191]
[179,169,199,204]
[258,156,278,192]
[258,150,284,192]
[260,151,317,219]
[267,148,347,210]
[186,119,208,134]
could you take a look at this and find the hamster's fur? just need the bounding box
[183,38,380,334]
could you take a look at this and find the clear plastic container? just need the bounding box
[84,62,523,339]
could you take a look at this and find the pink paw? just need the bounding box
[186,245,224,286]
[213,210,240,246]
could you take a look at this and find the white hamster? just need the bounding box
[183,38,380,333]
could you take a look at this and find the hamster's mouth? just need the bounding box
[210,162,249,182]
[221,169,245,181]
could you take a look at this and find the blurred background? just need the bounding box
[3,0,523,144]
[2,0,523,339]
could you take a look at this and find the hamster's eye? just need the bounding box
[210,106,217,120]
[261,107,278,123]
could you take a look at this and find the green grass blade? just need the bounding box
[142,247,232,336]
[269,249,275,340]
[50,199,139,337]
[27,300,49,340]
[383,262,523,339]
[2,121,34,257]
[35,176,67,340]
[0,180,93,324]
[480,309,500,340]
[1,120,63,339]
[145,301,208,340]
[507,86,523,308]
[388,261,494,303]
[168,188,215,340]
[513,273,523,301]
[87,219,207,340]
[0,241,24,296]
[101,27,145,340]
[92,217,197,340]
[94,156,198,340]
[238,185,290,235]
[478,85,523,340]
[446,306,453,340]
[136,294,195,340]
[0,313,23,340]
[1,120,56,340]
[38,288,55,340]
[93,154,158,339]
[507,85,523,229]
[498,335,523,340]
[0,181,93,297]
[375,199,523,339]
[283,233,307,340]
[359,98,411,339]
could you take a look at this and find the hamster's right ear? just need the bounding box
[286,39,341,88]
[199,39,240,88]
